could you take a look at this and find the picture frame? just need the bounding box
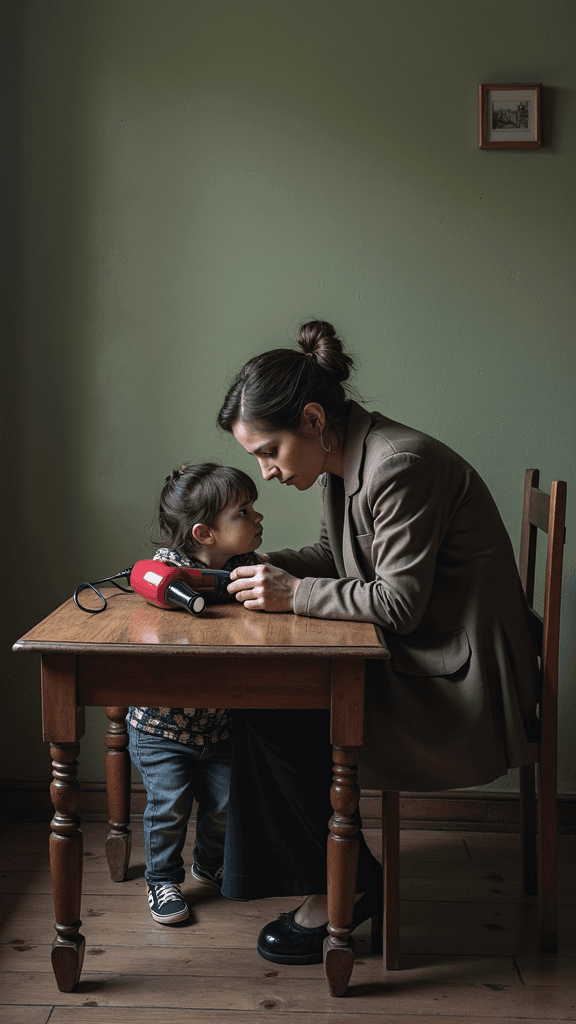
[478,84,541,149]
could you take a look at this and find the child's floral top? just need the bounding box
[126,548,260,747]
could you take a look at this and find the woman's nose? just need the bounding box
[261,464,277,481]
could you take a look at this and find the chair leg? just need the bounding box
[520,762,537,895]
[382,791,400,970]
[537,759,558,954]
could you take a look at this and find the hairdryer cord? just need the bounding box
[73,567,134,613]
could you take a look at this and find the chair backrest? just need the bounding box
[518,469,567,762]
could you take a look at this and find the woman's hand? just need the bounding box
[227,563,300,612]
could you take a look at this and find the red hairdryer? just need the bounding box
[73,559,232,615]
[130,560,206,616]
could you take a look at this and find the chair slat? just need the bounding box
[529,487,551,533]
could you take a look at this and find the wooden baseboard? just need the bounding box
[360,789,576,833]
[0,781,148,821]
[1,780,575,832]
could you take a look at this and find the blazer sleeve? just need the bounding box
[291,453,450,633]
[266,516,339,580]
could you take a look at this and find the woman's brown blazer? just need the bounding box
[268,401,540,791]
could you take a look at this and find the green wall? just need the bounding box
[3,0,575,792]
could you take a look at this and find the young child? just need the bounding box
[127,462,263,924]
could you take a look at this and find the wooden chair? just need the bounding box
[381,468,567,969]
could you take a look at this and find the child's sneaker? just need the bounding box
[147,883,189,924]
[191,863,223,890]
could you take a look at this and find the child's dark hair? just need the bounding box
[217,319,356,434]
[158,462,258,557]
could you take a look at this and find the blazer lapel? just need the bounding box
[324,475,346,577]
[339,402,374,580]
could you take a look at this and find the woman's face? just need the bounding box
[232,419,326,491]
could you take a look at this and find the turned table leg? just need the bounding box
[325,745,361,996]
[49,741,85,992]
[104,706,132,881]
[324,657,365,997]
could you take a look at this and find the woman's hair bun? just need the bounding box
[217,316,358,434]
[296,320,354,383]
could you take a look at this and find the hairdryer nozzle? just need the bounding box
[165,579,206,616]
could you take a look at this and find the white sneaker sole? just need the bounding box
[150,904,189,925]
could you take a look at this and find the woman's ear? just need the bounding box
[301,402,325,434]
[192,523,215,547]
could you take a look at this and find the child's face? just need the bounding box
[208,494,263,565]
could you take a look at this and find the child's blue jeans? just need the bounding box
[127,722,232,885]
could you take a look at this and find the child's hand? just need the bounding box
[227,563,299,612]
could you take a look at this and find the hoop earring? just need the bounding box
[320,430,341,455]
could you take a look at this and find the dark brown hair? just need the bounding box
[217,320,356,433]
[158,462,258,557]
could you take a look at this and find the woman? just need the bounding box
[217,319,539,965]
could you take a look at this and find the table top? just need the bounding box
[13,590,390,659]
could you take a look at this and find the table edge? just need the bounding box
[13,640,389,658]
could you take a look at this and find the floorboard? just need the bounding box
[44,1015,576,1024]
[0,1009,51,1024]
[3,966,576,1016]
[0,820,574,1021]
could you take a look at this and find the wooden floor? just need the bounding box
[1,819,575,1024]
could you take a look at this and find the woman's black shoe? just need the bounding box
[256,873,383,966]
[256,907,328,965]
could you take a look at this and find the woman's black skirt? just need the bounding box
[221,708,378,901]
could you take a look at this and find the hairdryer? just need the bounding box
[73,559,233,615]
[130,560,206,616]
[178,564,232,600]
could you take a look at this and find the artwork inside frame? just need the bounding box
[478,84,542,149]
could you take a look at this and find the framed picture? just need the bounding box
[478,84,541,149]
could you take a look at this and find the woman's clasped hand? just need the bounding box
[227,561,299,611]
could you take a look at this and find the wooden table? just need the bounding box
[13,590,388,997]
